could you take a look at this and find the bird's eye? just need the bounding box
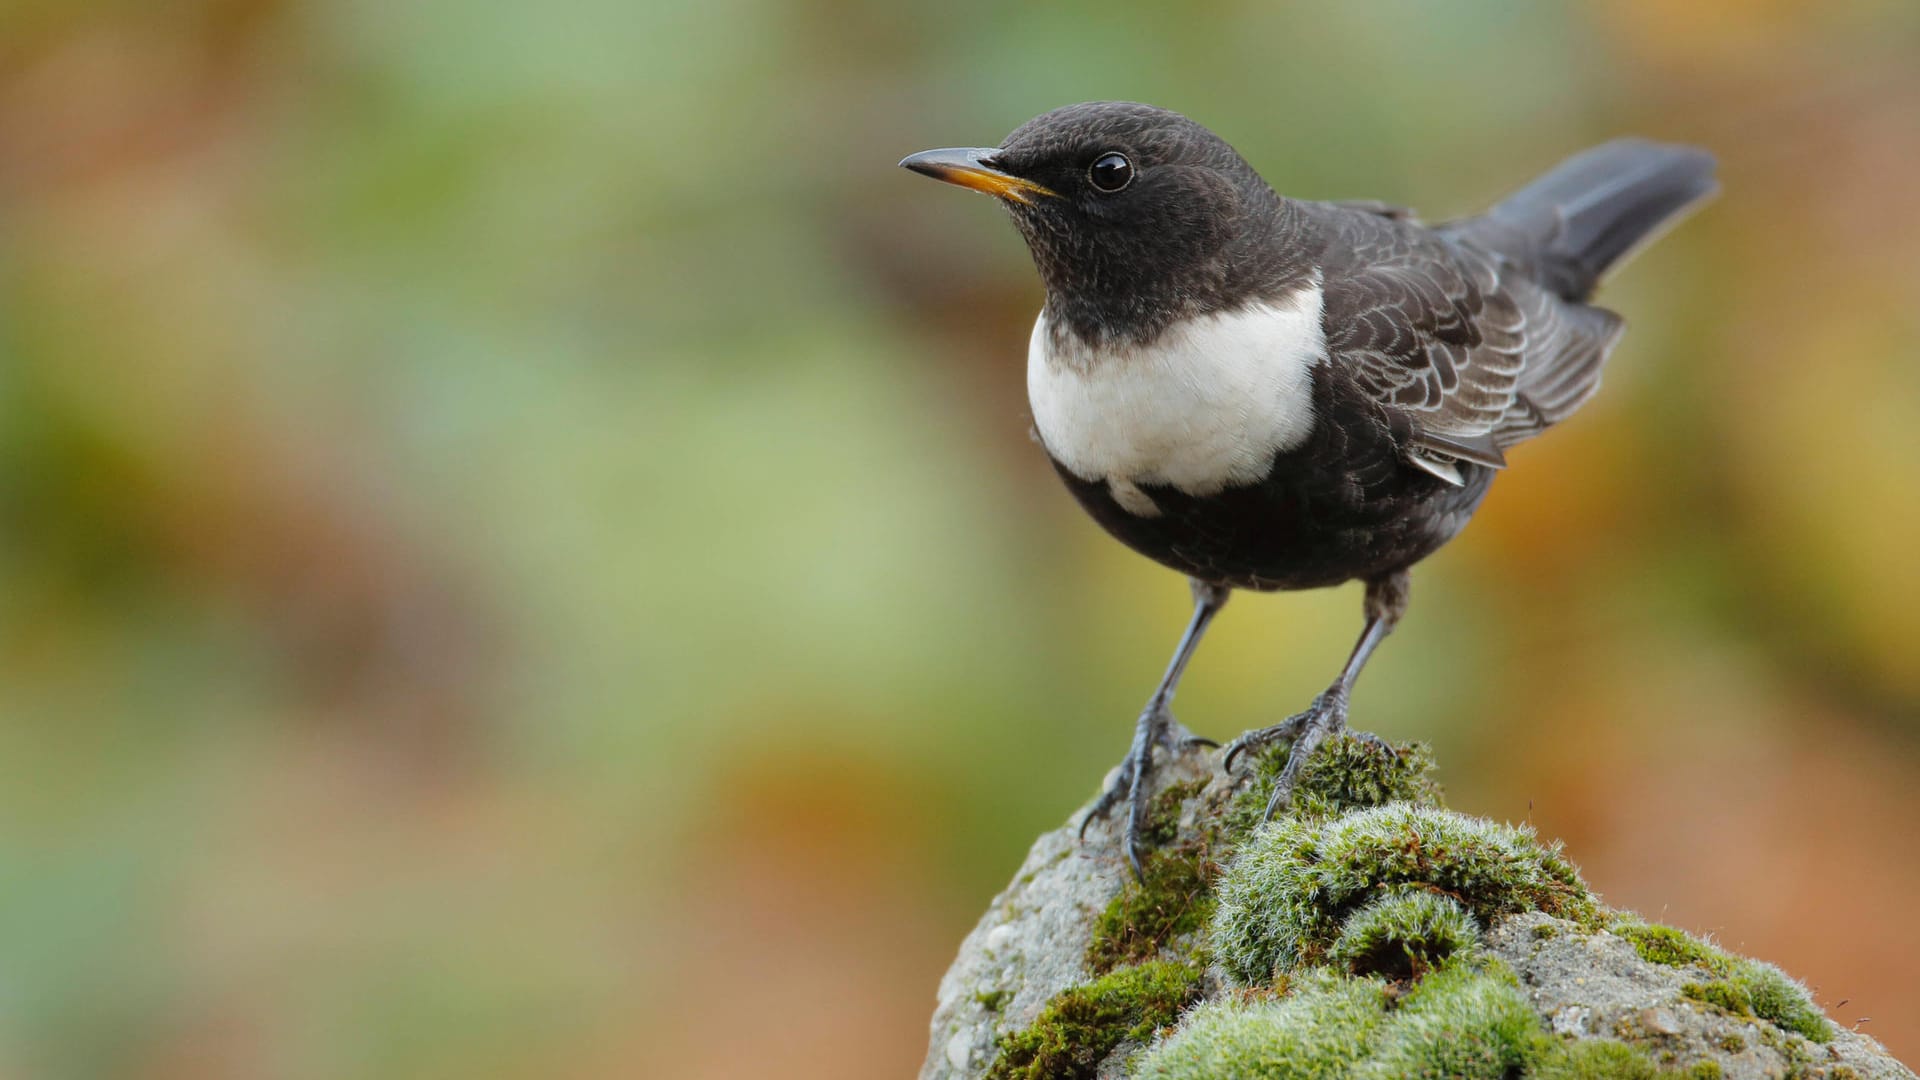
[1088,152,1133,193]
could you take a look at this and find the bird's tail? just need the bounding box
[1458,138,1718,301]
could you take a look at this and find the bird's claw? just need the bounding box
[1220,709,1310,775]
[1077,763,1131,842]
[1354,729,1396,755]
[1079,697,1186,880]
[1220,686,1359,824]
[1163,717,1216,752]
[1258,689,1349,822]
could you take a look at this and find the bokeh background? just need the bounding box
[1,1,1917,1076]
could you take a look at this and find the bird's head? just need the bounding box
[901,102,1291,344]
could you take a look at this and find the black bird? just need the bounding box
[900,102,1715,874]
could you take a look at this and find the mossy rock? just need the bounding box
[921,738,1910,1080]
[1086,781,1217,974]
[1084,737,1444,978]
[1614,919,1831,1043]
[1212,802,1597,984]
[985,960,1202,1080]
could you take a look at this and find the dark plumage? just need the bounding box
[1052,367,1492,593]
[901,102,1716,875]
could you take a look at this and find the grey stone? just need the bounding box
[1489,911,1913,1080]
[918,741,1915,1079]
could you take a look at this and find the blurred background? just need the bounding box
[0,0,1916,1076]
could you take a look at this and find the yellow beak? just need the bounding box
[899,147,1056,205]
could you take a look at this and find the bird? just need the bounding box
[899,102,1716,876]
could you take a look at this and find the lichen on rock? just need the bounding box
[919,735,1914,1080]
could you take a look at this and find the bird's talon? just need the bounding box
[1220,735,1258,776]
[1356,729,1397,755]
[1077,699,1198,882]
[1221,710,1309,775]
[1078,763,1133,840]
[1251,689,1355,822]
[1158,716,1213,753]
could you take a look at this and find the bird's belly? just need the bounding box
[1050,452,1495,591]
[1027,303,1494,589]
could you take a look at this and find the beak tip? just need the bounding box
[898,149,952,177]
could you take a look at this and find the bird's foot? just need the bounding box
[1078,697,1207,880]
[1221,685,1355,823]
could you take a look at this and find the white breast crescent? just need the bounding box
[1027,281,1326,507]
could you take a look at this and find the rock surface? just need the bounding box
[1488,912,1905,1080]
[920,739,1914,1080]
[922,748,1211,1079]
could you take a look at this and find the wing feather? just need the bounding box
[1311,203,1622,467]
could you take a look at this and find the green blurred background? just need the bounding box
[1,0,1917,1076]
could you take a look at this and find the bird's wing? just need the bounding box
[1315,207,1620,483]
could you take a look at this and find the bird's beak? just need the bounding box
[898,147,1056,205]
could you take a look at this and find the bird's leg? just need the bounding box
[1223,571,1411,820]
[1080,579,1232,879]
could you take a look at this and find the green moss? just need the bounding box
[1615,922,1720,969]
[1212,803,1596,984]
[1736,964,1830,1043]
[1714,1033,1744,1054]
[1528,1038,1660,1079]
[1224,733,1441,837]
[974,988,1008,1012]
[1138,960,1596,1080]
[1133,972,1391,1080]
[985,960,1203,1080]
[1682,957,1831,1043]
[1366,961,1543,1079]
[1326,887,1479,979]
[1533,922,1562,941]
[1682,972,1776,1018]
[1527,1037,1750,1080]
[1086,780,1217,974]
[1087,850,1215,973]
